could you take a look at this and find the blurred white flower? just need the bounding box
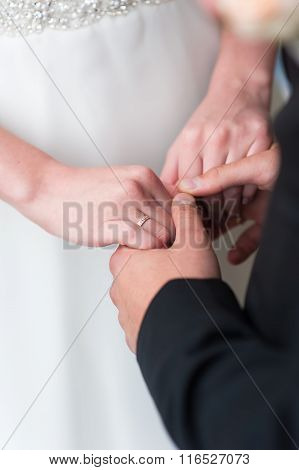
[218,0,299,40]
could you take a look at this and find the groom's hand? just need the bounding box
[109,193,220,353]
[178,146,280,264]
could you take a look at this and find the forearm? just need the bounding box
[208,29,277,103]
[0,127,62,209]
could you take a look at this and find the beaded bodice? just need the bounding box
[0,0,170,35]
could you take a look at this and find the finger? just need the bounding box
[228,223,261,265]
[160,152,179,186]
[223,186,242,218]
[242,134,273,204]
[224,190,270,234]
[247,133,272,157]
[223,137,254,217]
[137,168,173,213]
[199,145,228,229]
[124,180,174,245]
[178,148,209,226]
[172,193,209,249]
[143,175,176,239]
[201,192,224,238]
[202,145,228,174]
[179,160,249,195]
[164,182,177,198]
[127,202,174,247]
[179,149,203,180]
[178,150,274,195]
[144,200,176,244]
[242,190,270,225]
[242,184,258,205]
[127,167,174,223]
[105,220,163,250]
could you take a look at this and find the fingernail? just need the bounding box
[180,178,198,190]
[174,193,196,206]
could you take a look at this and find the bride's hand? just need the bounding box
[161,30,275,215]
[23,163,175,249]
[0,128,174,249]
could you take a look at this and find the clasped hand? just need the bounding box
[110,145,280,353]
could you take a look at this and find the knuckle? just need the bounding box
[251,117,269,135]
[213,126,230,145]
[203,122,216,137]
[140,166,154,180]
[182,126,201,146]
[202,166,224,192]
[234,121,247,136]
[128,164,143,175]
[207,166,222,183]
[133,165,156,183]
[124,179,142,199]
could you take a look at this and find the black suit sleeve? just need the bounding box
[245,82,299,348]
[137,279,299,449]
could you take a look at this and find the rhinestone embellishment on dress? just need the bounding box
[0,0,170,35]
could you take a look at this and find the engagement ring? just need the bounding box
[136,215,151,228]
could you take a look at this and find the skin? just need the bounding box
[0,127,175,249]
[161,29,277,214]
[202,0,298,40]
[110,147,280,352]
[110,193,221,353]
[179,145,281,264]
[0,2,277,251]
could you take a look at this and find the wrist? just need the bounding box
[208,30,276,106]
[9,152,67,210]
[0,128,73,221]
[207,72,272,108]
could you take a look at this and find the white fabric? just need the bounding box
[0,0,219,449]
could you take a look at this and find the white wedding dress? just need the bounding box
[0,0,219,449]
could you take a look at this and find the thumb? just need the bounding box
[172,193,208,249]
[178,147,280,196]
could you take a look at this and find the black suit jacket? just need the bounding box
[137,54,299,450]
